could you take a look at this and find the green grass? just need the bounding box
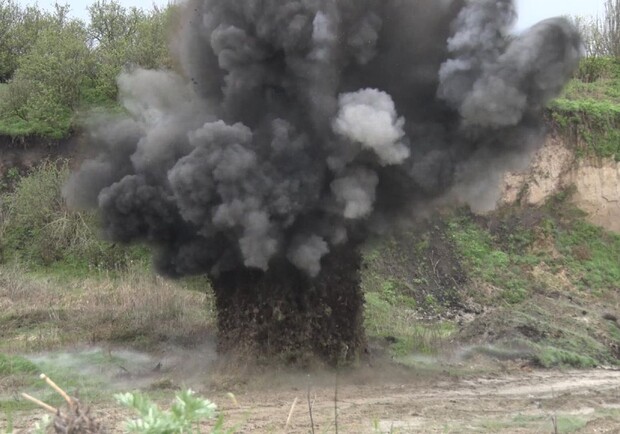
[530,191,620,294]
[535,346,598,369]
[448,193,620,301]
[549,57,620,160]
[0,354,39,376]
[0,110,72,140]
[0,262,214,355]
[0,360,108,413]
[447,194,620,367]
[361,227,461,356]
[549,98,620,160]
[364,288,455,355]
[447,213,532,304]
[554,220,620,293]
[554,415,589,433]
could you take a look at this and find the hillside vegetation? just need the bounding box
[550,57,620,160]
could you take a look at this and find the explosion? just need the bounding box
[64,0,581,363]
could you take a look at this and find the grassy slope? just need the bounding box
[363,194,620,368]
[549,57,620,160]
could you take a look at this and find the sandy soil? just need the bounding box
[211,368,620,433]
[9,364,620,433]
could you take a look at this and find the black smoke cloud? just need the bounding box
[64,0,581,277]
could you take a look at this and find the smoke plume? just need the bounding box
[64,0,581,277]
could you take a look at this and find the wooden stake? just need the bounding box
[21,393,57,414]
[40,373,73,407]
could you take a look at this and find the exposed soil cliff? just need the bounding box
[501,135,620,232]
[0,135,80,178]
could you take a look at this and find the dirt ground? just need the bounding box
[211,367,620,433]
[7,356,620,433]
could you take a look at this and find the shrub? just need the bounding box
[0,160,145,272]
[575,57,614,83]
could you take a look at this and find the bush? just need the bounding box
[0,160,145,272]
[0,18,90,138]
[575,57,614,83]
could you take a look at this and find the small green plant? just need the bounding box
[116,389,230,434]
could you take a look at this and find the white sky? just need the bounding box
[516,0,605,29]
[22,0,171,18]
[20,0,606,28]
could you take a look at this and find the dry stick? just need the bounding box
[284,397,298,432]
[40,373,74,408]
[20,393,57,414]
[307,377,315,434]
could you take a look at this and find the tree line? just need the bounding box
[0,0,176,138]
[570,0,620,58]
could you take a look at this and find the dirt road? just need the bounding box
[205,367,620,433]
[6,352,620,433]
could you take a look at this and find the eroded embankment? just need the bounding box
[0,134,79,180]
[501,134,620,233]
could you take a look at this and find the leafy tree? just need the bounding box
[0,0,21,81]
[18,20,90,109]
[570,0,620,58]
[0,6,90,137]
[0,1,175,137]
[88,0,142,46]
[598,0,620,57]
[127,5,176,70]
[568,15,601,58]
[87,0,173,101]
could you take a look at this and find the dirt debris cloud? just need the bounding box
[64,0,581,278]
